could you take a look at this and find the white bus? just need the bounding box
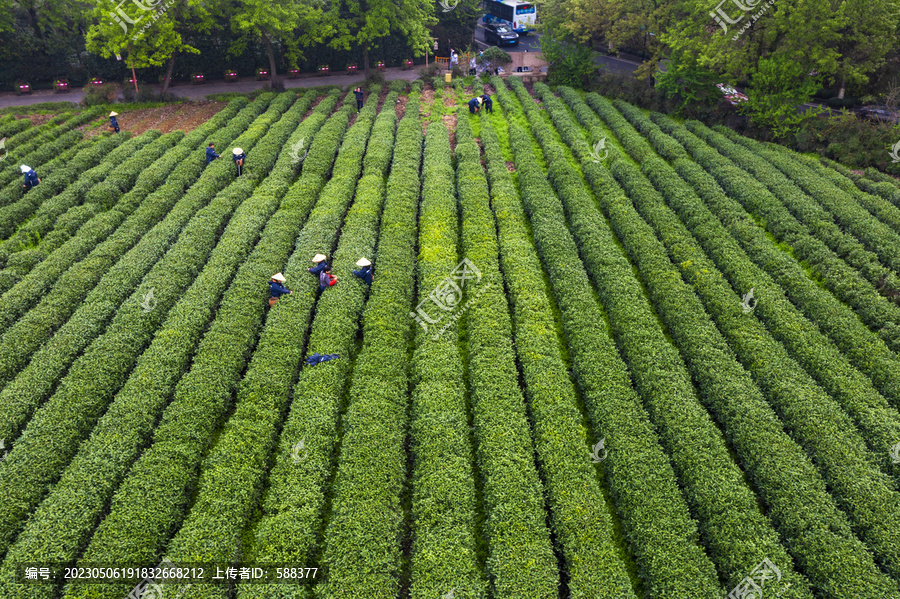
[482,0,536,35]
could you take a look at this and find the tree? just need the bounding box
[85,0,214,94]
[539,31,598,88]
[327,0,435,78]
[229,0,331,91]
[477,46,511,74]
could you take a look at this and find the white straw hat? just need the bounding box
[272,272,286,282]
[109,111,118,117]
[312,253,326,263]
[20,165,30,173]
[355,257,371,267]
[232,148,243,155]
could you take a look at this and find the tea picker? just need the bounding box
[269,272,292,307]
[206,143,220,165]
[109,112,120,133]
[308,253,330,276]
[21,165,40,191]
[232,147,245,177]
[352,257,373,285]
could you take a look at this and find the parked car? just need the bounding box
[857,104,899,124]
[716,83,748,106]
[484,23,519,46]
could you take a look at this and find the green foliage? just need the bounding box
[456,113,559,598]
[311,94,423,599]
[539,32,596,88]
[477,46,511,74]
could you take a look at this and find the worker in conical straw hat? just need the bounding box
[109,111,120,133]
[21,165,40,191]
[269,272,292,307]
[308,253,330,275]
[232,147,246,176]
[352,257,373,285]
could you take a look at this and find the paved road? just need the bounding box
[474,25,541,52]
[0,66,422,110]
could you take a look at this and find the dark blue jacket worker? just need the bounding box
[354,87,364,113]
[21,165,40,191]
[468,97,481,114]
[109,111,120,133]
[481,94,493,114]
[206,143,220,164]
[352,257,373,285]
[232,147,245,176]
[269,272,292,307]
[308,253,329,275]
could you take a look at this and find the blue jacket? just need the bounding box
[352,265,373,285]
[206,147,220,164]
[482,95,492,106]
[308,261,329,275]
[232,152,245,163]
[110,116,119,129]
[468,98,479,109]
[354,89,364,101]
[305,352,339,366]
[270,281,291,298]
[22,169,39,188]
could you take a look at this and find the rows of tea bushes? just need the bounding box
[0,93,335,599]
[0,116,31,139]
[550,84,900,596]
[605,97,900,414]
[0,130,178,260]
[0,133,131,241]
[456,113,559,598]
[597,94,900,476]
[0,91,299,562]
[0,97,266,445]
[57,91,350,599]
[645,114,900,409]
[238,92,401,599]
[158,92,383,599]
[607,143,900,587]
[713,126,900,271]
[0,131,177,297]
[645,113,900,349]
[559,92,900,595]
[527,80,809,597]
[311,94,422,599]
[403,120,485,599]
[491,78,643,599]
[507,77,792,597]
[0,99,246,293]
[0,108,105,192]
[685,121,900,300]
